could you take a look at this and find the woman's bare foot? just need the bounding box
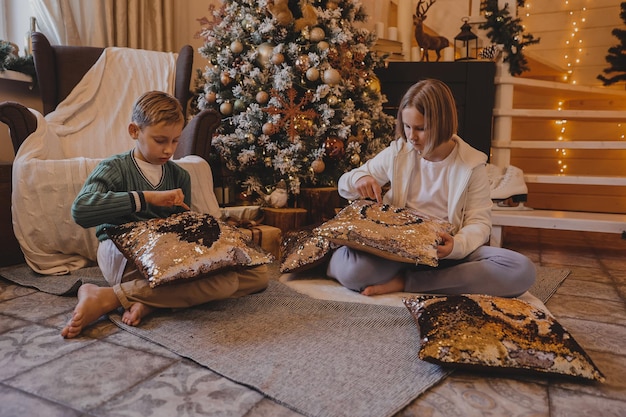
[361,274,405,296]
[61,284,121,339]
[121,302,155,326]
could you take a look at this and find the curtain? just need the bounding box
[28,0,175,51]
[0,0,8,40]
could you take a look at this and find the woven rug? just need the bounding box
[0,263,570,417]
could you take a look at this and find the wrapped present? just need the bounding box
[238,224,282,259]
[262,207,308,233]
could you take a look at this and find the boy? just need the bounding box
[62,91,269,339]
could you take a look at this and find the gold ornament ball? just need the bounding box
[295,55,310,72]
[205,91,216,103]
[220,72,231,86]
[324,137,345,159]
[367,75,381,93]
[327,95,338,106]
[311,159,325,174]
[317,41,330,51]
[350,153,361,165]
[271,52,284,65]
[256,91,269,104]
[323,68,341,85]
[230,40,243,54]
[310,27,326,42]
[220,102,233,115]
[256,42,274,67]
[306,67,320,81]
[262,122,276,135]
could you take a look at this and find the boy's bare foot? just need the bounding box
[121,302,155,326]
[61,284,120,339]
[361,274,405,296]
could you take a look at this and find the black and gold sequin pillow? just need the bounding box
[403,294,605,382]
[105,211,273,287]
[279,227,334,273]
[314,200,453,267]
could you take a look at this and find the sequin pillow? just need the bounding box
[314,200,453,267]
[279,227,334,273]
[105,211,273,288]
[403,294,605,382]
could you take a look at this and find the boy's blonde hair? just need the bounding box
[131,91,184,129]
[396,79,458,156]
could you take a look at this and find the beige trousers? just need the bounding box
[112,264,270,310]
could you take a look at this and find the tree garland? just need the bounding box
[479,0,539,76]
[0,40,35,79]
[598,2,626,86]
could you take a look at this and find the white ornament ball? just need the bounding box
[323,68,341,85]
[306,67,320,81]
[310,27,325,42]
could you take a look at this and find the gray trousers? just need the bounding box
[326,245,536,297]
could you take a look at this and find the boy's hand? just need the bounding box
[144,189,190,210]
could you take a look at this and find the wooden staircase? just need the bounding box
[489,63,626,246]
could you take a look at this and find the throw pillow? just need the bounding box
[105,211,273,288]
[403,294,605,382]
[279,227,334,273]
[314,200,453,267]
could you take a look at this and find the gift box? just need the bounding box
[238,224,282,259]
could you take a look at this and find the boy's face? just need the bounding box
[129,120,184,165]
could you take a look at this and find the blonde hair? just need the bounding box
[396,79,458,156]
[131,91,184,129]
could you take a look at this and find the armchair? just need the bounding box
[0,32,221,159]
[0,33,224,272]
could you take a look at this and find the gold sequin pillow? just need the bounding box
[314,200,453,267]
[105,211,273,288]
[279,228,334,273]
[403,294,605,382]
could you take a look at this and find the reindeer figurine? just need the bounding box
[413,0,450,62]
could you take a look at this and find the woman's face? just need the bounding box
[401,106,427,154]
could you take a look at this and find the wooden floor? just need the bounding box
[0,227,624,417]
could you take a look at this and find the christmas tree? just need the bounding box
[195,0,395,203]
[479,0,539,77]
[598,2,626,86]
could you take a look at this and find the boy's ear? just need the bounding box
[129,123,140,139]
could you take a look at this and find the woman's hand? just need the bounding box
[355,175,383,203]
[437,232,454,259]
[144,189,190,210]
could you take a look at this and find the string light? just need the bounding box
[523,1,591,174]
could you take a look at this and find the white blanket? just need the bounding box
[12,47,221,275]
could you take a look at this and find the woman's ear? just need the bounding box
[128,123,140,139]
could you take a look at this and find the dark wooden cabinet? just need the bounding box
[375,61,495,159]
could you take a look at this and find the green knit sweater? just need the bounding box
[71,150,191,241]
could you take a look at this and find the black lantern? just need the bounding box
[454,18,478,60]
